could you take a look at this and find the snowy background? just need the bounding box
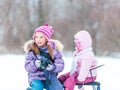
[0,54,120,90]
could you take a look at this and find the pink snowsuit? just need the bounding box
[58,30,97,90]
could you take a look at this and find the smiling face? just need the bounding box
[34,32,47,47]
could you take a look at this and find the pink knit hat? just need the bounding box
[32,23,54,41]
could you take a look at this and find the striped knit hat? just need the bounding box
[32,23,54,41]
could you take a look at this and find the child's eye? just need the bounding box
[40,36,44,39]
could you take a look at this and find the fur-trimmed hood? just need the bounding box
[23,39,64,53]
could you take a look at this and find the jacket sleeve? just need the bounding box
[24,52,38,73]
[52,50,64,73]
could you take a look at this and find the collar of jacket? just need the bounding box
[74,47,92,56]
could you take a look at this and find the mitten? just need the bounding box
[46,62,56,71]
[34,60,41,68]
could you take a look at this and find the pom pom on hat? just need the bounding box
[33,23,54,41]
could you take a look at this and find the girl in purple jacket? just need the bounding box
[58,30,97,90]
[24,24,64,90]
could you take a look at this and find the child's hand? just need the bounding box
[46,62,56,71]
[35,60,41,68]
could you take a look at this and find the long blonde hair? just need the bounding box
[23,39,64,60]
[30,42,54,60]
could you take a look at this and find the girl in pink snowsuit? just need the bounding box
[58,30,97,90]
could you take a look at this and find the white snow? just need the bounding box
[0,54,120,90]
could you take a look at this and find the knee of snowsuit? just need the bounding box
[30,80,45,90]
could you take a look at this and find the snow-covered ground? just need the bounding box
[0,54,120,90]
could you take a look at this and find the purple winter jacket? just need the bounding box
[24,40,64,84]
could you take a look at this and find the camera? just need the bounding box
[39,59,50,71]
